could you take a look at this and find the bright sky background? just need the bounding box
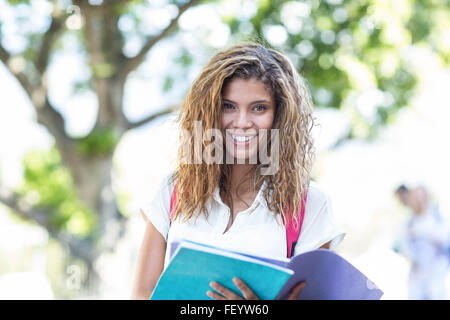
[1,0,450,299]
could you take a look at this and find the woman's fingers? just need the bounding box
[206,290,226,300]
[233,278,259,300]
[209,281,243,300]
[208,279,260,300]
[208,279,305,300]
[288,281,306,300]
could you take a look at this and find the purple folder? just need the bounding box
[169,240,383,300]
[276,249,383,300]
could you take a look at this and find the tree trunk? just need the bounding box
[0,0,201,297]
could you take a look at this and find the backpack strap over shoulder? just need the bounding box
[169,182,309,259]
[169,182,177,220]
[282,187,308,258]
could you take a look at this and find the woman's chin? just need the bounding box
[224,144,259,163]
[227,153,259,164]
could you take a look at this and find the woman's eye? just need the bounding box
[223,103,234,110]
[254,105,267,112]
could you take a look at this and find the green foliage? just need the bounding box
[176,48,194,67]
[6,0,30,5]
[115,191,132,218]
[17,148,97,237]
[72,77,95,94]
[163,75,174,92]
[76,128,118,157]
[225,0,449,139]
[2,0,448,141]
[91,63,117,79]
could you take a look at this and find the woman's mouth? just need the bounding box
[229,133,257,146]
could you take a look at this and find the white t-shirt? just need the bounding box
[142,172,345,269]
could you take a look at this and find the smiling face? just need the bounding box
[220,77,276,163]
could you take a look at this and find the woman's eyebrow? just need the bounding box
[222,98,270,105]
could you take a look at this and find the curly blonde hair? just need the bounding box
[170,42,315,226]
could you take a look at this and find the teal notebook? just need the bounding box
[150,240,294,300]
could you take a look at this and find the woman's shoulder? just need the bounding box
[296,180,345,253]
[163,170,177,187]
[302,181,337,227]
[306,180,330,208]
[140,171,177,240]
[150,171,177,205]
[159,170,177,190]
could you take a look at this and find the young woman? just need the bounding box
[132,42,345,300]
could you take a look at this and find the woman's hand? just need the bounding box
[207,278,258,300]
[287,281,306,299]
[207,278,306,300]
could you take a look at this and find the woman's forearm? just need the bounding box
[131,285,155,300]
[131,218,166,300]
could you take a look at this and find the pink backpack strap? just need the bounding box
[169,182,177,220]
[283,188,308,258]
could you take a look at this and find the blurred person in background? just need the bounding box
[394,184,450,300]
[395,185,410,207]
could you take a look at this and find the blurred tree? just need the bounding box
[227,0,450,140]
[0,0,203,294]
[0,0,449,295]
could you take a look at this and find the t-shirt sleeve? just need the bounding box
[140,173,175,241]
[293,182,345,255]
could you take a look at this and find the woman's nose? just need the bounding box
[233,110,252,128]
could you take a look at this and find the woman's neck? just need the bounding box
[229,163,258,194]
